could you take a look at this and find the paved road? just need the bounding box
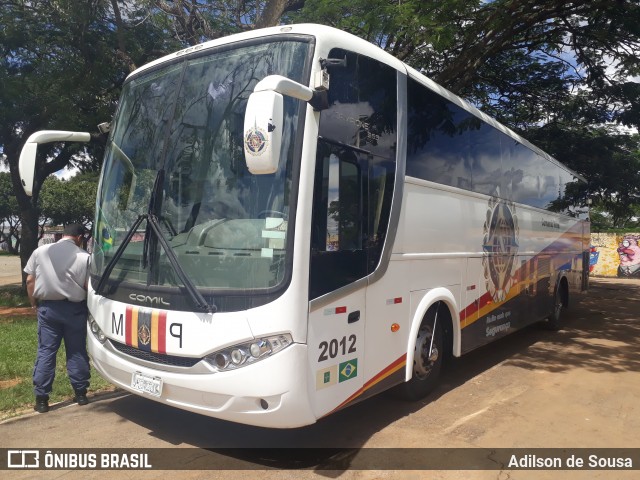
[0,255,22,286]
[2,277,639,479]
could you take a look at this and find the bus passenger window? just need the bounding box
[315,151,363,253]
[310,143,367,298]
[325,154,340,251]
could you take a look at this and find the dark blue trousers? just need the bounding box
[33,300,90,397]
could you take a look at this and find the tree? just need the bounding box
[527,125,640,228]
[0,0,177,285]
[40,173,99,232]
[3,0,639,282]
[293,0,640,218]
[1,1,114,281]
[0,172,21,253]
[142,0,305,44]
[293,0,639,124]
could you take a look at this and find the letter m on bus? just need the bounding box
[112,313,124,336]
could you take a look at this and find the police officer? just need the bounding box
[24,223,91,413]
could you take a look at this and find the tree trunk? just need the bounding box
[5,135,39,290]
[18,205,39,288]
[256,0,306,29]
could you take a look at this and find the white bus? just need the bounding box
[19,24,589,428]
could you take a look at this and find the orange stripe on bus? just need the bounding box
[328,354,407,416]
[151,310,159,352]
[131,307,139,348]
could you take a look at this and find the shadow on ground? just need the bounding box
[93,279,638,470]
[503,280,640,373]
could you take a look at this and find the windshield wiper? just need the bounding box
[146,213,217,314]
[94,213,217,314]
[140,169,215,312]
[142,168,165,272]
[95,214,146,297]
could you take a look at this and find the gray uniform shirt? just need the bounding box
[24,238,90,303]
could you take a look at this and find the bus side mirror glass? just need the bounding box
[243,90,283,175]
[18,130,91,196]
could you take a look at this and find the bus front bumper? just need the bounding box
[88,332,315,428]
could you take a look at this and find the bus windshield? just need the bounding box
[91,38,311,300]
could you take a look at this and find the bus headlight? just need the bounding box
[88,314,107,344]
[204,334,293,372]
[231,348,245,365]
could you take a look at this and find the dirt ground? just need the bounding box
[0,254,23,286]
[1,259,639,479]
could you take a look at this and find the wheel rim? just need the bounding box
[413,324,439,380]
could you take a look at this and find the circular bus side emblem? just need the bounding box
[482,197,519,302]
[244,126,268,156]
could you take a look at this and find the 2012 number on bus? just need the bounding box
[318,335,356,362]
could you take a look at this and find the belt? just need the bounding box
[39,299,84,304]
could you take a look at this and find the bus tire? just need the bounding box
[545,281,567,331]
[397,307,444,401]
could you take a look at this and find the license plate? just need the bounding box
[131,372,163,397]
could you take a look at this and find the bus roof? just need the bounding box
[127,23,586,183]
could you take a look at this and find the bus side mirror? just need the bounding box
[19,130,91,196]
[18,143,38,196]
[243,90,284,175]
[243,75,323,175]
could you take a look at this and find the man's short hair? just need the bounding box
[63,223,87,237]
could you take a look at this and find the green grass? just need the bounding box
[0,315,114,418]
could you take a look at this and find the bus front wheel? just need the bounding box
[397,307,444,401]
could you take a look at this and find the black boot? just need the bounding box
[74,389,89,406]
[34,395,49,413]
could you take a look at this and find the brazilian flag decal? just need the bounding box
[97,207,114,251]
[100,221,113,250]
[339,359,358,383]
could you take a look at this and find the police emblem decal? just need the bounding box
[244,125,268,156]
[482,196,519,302]
[138,324,151,346]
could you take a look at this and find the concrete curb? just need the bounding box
[0,389,129,424]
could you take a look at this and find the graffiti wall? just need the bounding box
[590,233,640,278]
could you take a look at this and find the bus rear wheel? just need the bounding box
[545,281,567,331]
[397,307,444,401]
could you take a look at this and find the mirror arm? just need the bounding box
[253,75,328,111]
[25,131,91,144]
